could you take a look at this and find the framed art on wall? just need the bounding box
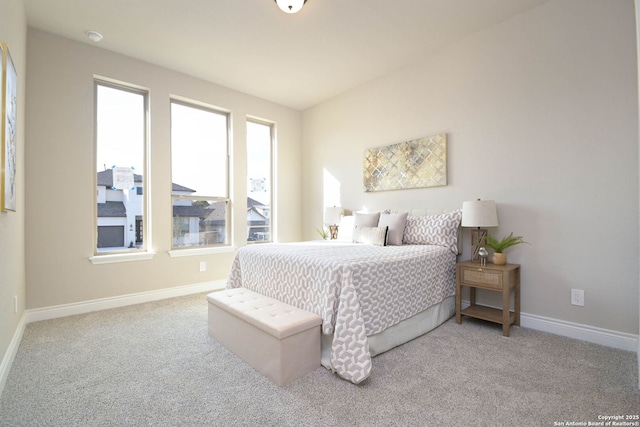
[1,41,17,212]
[363,133,447,192]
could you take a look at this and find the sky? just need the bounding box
[96,85,272,204]
[96,85,144,175]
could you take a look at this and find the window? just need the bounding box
[246,119,273,242]
[95,82,147,253]
[171,100,230,248]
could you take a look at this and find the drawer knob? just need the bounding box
[477,268,483,272]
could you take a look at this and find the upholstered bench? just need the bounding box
[207,287,322,386]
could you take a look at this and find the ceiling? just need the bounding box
[24,0,549,111]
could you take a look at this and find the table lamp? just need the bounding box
[461,199,498,262]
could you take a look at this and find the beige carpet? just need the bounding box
[1,292,638,426]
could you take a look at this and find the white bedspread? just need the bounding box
[227,241,456,384]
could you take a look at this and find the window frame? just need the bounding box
[169,97,232,250]
[246,116,275,244]
[92,79,150,258]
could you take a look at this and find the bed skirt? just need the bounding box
[320,295,455,371]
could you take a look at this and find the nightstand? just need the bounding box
[455,261,521,337]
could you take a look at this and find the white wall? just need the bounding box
[302,0,639,334]
[25,30,302,309]
[0,0,26,393]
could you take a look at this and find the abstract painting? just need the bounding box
[1,41,17,211]
[363,133,447,192]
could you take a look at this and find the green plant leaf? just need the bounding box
[314,226,329,240]
[484,232,529,253]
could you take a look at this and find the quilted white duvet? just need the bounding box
[227,241,456,384]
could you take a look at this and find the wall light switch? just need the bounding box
[199,261,206,272]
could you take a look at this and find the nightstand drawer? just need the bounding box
[460,267,503,289]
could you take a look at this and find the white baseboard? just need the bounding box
[520,312,638,352]
[0,312,26,399]
[26,280,226,323]
[462,300,638,352]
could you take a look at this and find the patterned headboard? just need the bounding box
[409,208,458,216]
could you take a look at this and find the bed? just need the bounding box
[226,209,462,384]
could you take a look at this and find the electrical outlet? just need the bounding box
[199,261,206,272]
[14,295,18,314]
[571,289,584,306]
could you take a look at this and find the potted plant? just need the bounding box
[315,226,329,240]
[483,232,528,265]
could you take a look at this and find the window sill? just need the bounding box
[89,251,156,265]
[168,246,236,258]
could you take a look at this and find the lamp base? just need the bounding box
[471,229,487,261]
[329,225,339,240]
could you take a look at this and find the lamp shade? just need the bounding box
[275,0,307,13]
[461,200,498,228]
[324,206,343,225]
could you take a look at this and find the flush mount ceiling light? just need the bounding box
[86,30,103,43]
[274,0,307,14]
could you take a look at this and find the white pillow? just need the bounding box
[353,225,388,246]
[378,212,408,246]
[353,212,381,240]
[354,212,381,228]
[402,209,462,253]
[336,216,355,241]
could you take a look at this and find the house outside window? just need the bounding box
[170,99,230,249]
[246,119,274,242]
[95,82,148,253]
